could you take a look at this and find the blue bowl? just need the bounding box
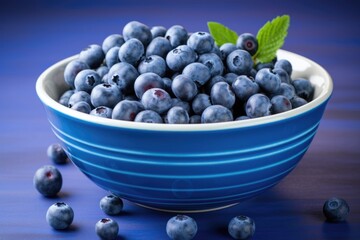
[36,50,333,212]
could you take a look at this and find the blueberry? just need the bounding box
[226,49,253,75]
[255,61,274,71]
[276,82,296,100]
[134,72,164,99]
[232,75,259,102]
[323,197,350,222]
[220,43,237,61]
[166,106,190,124]
[274,59,292,76]
[236,116,250,121]
[122,21,152,46]
[100,195,124,216]
[64,60,89,89]
[198,53,224,77]
[272,67,291,84]
[162,77,173,96]
[192,93,211,115]
[246,93,271,118]
[74,69,101,93]
[224,72,239,85]
[292,78,314,101]
[91,83,122,108]
[90,106,113,118]
[79,44,105,69]
[236,33,258,56]
[211,82,236,109]
[209,43,222,58]
[166,45,197,72]
[291,96,308,108]
[228,215,255,240]
[255,68,281,94]
[171,98,191,114]
[68,91,91,108]
[71,101,92,114]
[118,38,144,66]
[146,37,172,59]
[151,25,167,38]
[138,55,167,77]
[107,62,139,95]
[105,46,120,68]
[47,143,68,165]
[95,218,119,240]
[102,34,125,53]
[189,115,201,124]
[182,62,211,86]
[204,75,225,94]
[96,66,109,79]
[141,88,172,114]
[112,100,144,121]
[166,215,197,240]
[165,25,188,48]
[134,110,163,123]
[46,202,74,230]
[58,89,75,106]
[271,95,292,114]
[171,74,198,102]
[201,105,233,123]
[187,31,214,54]
[33,165,62,197]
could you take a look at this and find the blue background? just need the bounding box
[1,0,359,239]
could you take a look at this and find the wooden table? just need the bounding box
[1,1,359,239]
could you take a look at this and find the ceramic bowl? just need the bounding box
[36,49,333,212]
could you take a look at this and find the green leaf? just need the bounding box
[253,15,290,63]
[207,21,238,46]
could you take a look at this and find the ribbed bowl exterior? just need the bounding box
[37,50,332,212]
[43,100,327,211]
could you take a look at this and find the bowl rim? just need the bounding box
[36,49,333,132]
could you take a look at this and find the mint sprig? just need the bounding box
[207,22,238,46]
[207,15,290,64]
[253,15,290,64]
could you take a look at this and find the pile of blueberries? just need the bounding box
[59,21,314,124]
[34,143,350,239]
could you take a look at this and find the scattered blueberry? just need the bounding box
[166,215,197,240]
[47,143,68,165]
[46,202,74,230]
[33,165,62,197]
[228,215,255,240]
[100,195,124,216]
[323,197,350,222]
[95,218,119,240]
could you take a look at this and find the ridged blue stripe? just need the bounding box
[51,123,317,166]
[76,162,295,192]
[49,119,320,159]
[93,180,280,205]
[68,146,307,179]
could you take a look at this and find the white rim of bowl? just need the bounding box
[36,49,333,132]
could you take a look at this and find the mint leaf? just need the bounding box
[207,21,238,46]
[253,15,290,63]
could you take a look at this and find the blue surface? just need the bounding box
[1,0,360,239]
